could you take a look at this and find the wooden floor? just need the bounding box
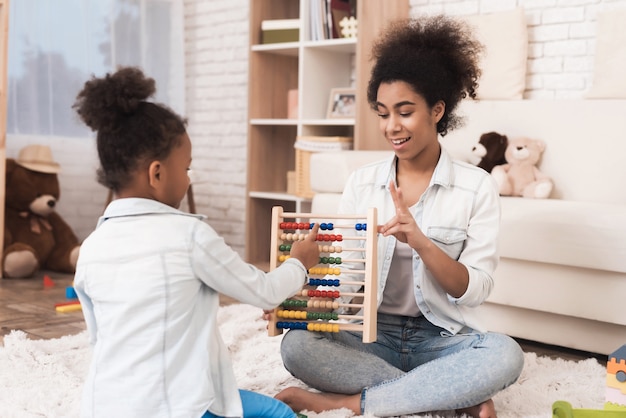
[0,270,606,365]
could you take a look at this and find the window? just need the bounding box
[7,0,185,137]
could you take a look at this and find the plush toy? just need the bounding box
[491,137,553,199]
[471,131,509,173]
[3,145,81,278]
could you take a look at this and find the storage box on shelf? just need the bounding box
[294,135,353,198]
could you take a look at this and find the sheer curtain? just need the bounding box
[7,0,185,137]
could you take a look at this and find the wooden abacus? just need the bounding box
[268,206,378,343]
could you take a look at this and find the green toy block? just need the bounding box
[552,401,626,418]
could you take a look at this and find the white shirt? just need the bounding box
[74,198,307,418]
[378,240,421,316]
[336,148,501,334]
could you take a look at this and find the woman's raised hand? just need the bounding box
[378,181,425,249]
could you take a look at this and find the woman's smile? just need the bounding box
[390,136,411,146]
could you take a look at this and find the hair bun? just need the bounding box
[74,66,156,132]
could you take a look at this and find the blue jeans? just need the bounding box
[201,389,295,418]
[280,313,524,416]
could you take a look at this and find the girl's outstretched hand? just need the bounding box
[289,222,320,270]
[378,181,425,249]
[263,223,320,323]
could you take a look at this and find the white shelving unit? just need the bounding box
[245,0,408,269]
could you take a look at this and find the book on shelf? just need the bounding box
[330,0,352,38]
[261,19,300,44]
[309,0,354,41]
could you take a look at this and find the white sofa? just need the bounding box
[309,99,626,355]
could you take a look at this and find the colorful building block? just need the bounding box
[553,344,626,417]
[606,344,626,411]
[55,301,81,313]
[65,286,77,299]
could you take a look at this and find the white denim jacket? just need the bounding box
[336,148,500,334]
[74,198,307,418]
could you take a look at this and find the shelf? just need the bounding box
[251,42,299,56]
[250,118,298,126]
[250,38,356,55]
[250,118,354,126]
[249,191,311,203]
[301,118,355,126]
[303,37,356,53]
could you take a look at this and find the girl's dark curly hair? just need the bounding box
[73,67,187,192]
[367,15,483,136]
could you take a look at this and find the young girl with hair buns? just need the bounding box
[272,15,525,418]
[73,67,319,418]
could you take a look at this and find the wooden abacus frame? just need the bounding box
[268,206,378,343]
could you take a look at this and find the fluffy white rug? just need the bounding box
[0,304,607,418]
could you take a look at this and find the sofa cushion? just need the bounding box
[311,193,343,215]
[499,197,626,274]
[309,151,393,193]
[463,8,528,100]
[489,258,626,326]
[585,9,626,99]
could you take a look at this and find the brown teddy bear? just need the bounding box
[491,137,553,199]
[472,131,509,173]
[3,145,81,278]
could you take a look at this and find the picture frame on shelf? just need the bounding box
[327,88,356,118]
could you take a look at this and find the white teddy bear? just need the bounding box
[490,137,553,199]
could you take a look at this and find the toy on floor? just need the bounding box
[552,401,625,418]
[552,343,626,417]
[3,145,81,278]
[55,300,82,313]
[606,344,626,411]
[43,274,55,287]
[267,206,378,343]
[65,286,78,299]
[55,285,81,313]
[491,137,553,198]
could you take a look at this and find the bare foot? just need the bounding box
[457,398,497,418]
[275,387,361,414]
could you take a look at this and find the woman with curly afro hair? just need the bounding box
[274,15,525,418]
[72,67,321,418]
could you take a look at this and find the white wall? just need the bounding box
[183,0,249,253]
[7,0,626,258]
[409,0,626,99]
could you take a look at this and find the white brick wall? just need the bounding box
[183,0,249,255]
[7,0,626,259]
[409,0,626,99]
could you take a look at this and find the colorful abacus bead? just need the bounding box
[355,223,367,231]
[320,257,340,264]
[277,322,307,330]
[308,300,340,309]
[277,310,308,320]
[306,289,340,298]
[306,322,340,333]
[281,299,307,308]
[308,278,341,286]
